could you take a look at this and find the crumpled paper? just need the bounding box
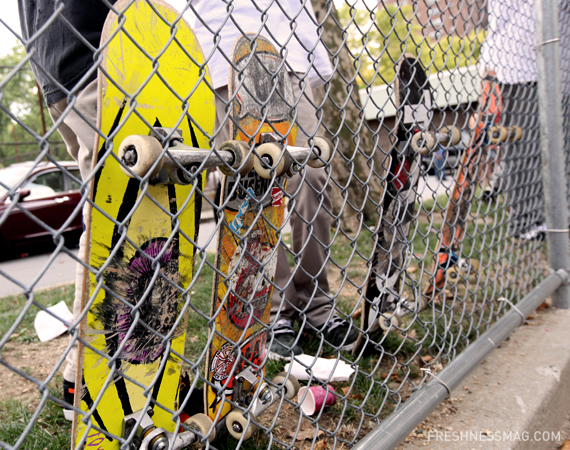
[284,354,355,382]
[34,301,73,342]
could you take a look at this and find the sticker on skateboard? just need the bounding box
[203,33,330,441]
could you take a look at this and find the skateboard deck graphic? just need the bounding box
[423,70,521,298]
[73,1,214,448]
[355,55,434,352]
[205,34,298,440]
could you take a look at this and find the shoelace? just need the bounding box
[273,319,295,336]
[325,315,347,333]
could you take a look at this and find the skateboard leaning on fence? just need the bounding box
[354,55,461,353]
[203,33,332,441]
[423,70,522,301]
[71,1,242,448]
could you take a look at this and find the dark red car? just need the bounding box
[0,161,83,258]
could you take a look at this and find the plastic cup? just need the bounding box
[298,385,336,415]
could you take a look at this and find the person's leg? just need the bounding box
[501,82,543,238]
[272,74,359,352]
[48,79,98,419]
[270,76,332,326]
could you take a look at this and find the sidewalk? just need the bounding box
[396,305,570,450]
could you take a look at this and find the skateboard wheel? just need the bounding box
[219,140,253,176]
[272,372,300,400]
[303,136,333,168]
[184,413,215,443]
[379,313,402,331]
[489,126,508,144]
[441,126,461,145]
[226,410,258,440]
[447,266,459,281]
[254,142,290,179]
[458,259,480,275]
[411,131,436,155]
[118,135,163,178]
[509,125,523,142]
[470,259,481,272]
[417,296,427,312]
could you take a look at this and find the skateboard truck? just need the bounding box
[123,407,214,450]
[118,127,253,183]
[400,88,462,155]
[378,295,425,331]
[446,258,481,282]
[411,126,462,155]
[225,366,300,440]
[487,125,523,144]
[253,133,333,179]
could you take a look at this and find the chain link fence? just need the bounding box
[0,0,568,449]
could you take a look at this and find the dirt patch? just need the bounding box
[0,336,68,406]
[256,395,374,449]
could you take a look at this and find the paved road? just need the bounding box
[0,214,220,299]
[0,176,448,299]
[0,248,80,298]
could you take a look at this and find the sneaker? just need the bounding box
[521,223,547,240]
[268,319,303,360]
[178,372,204,422]
[323,316,359,352]
[63,379,75,421]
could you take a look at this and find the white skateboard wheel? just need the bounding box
[411,131,436,155]
[441,126,461,145]
[446,266,459,281]
[118,135,163,178]
[272,372,300,400]
[219,140,253,176]
[458,259,480,275]
[379,313,402,331]
[184,413,215,443]
[489,126,508,144]
[303,136,333,168]
[226,410,258,440]
[254,142,290,179]
[509,125,523,142]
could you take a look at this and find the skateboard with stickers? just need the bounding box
[70,0,246,448]
[354,55,461,353]
[204,33,331,441]
[423,70,522,300]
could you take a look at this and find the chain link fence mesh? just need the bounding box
[0,0,567,449]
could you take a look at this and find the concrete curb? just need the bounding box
[397,307,570,449]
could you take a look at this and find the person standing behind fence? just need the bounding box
[18,0,116,421]
[480,0,546,239]
[190,0,360,358]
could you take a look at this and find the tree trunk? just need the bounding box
[310,0,385,231]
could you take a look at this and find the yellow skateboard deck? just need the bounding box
[73,1,214,448]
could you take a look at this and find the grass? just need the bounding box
[0,285,75,344]
[0,383,71,450]
[0,187,548,449]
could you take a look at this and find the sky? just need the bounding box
[0,0,377,56]
[0,1,21,56]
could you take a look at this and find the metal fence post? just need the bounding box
[536,0,570,308]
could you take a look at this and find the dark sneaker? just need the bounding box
[323,316,359,352]
[178,372,204,422]
[268,319,303,360]
[63,379,75,421]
